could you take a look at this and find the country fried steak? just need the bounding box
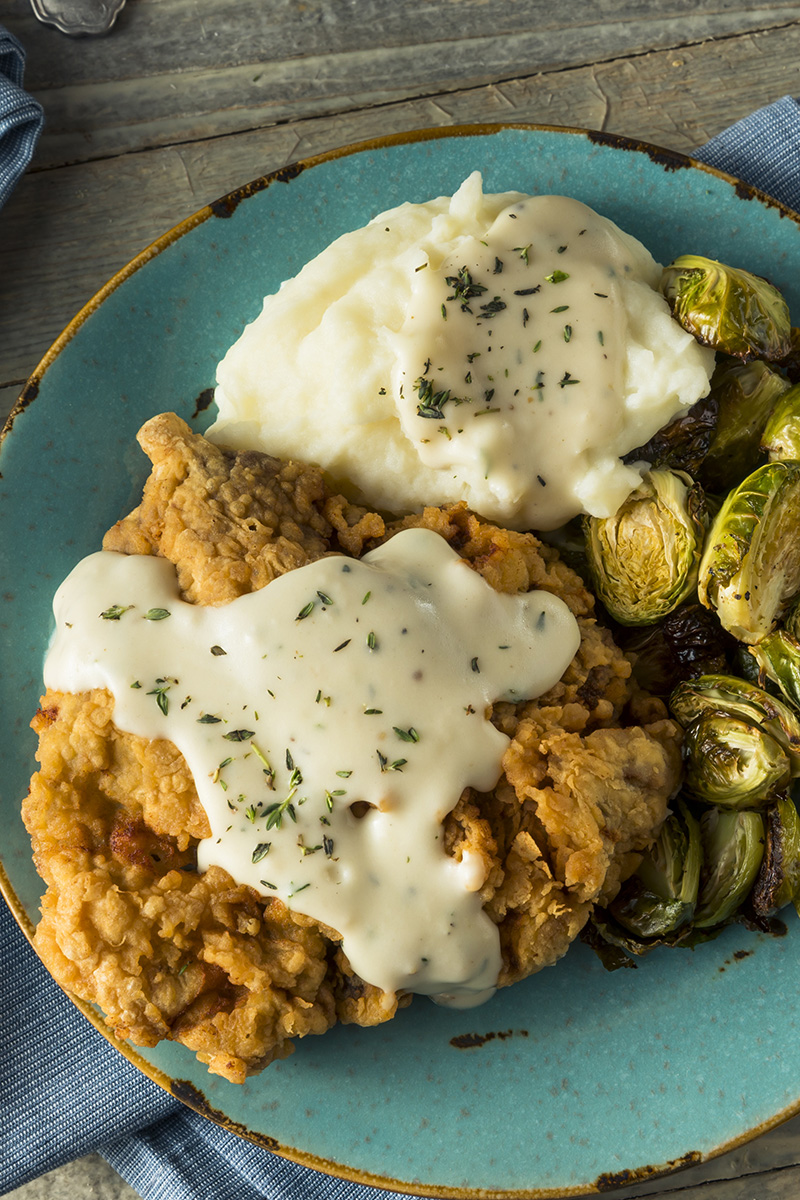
[23,413,681,1083]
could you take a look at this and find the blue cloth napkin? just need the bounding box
[0,24,42,208]
[3,95,800,1200]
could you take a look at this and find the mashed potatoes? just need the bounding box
[211,173,714,531]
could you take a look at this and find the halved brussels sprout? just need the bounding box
[660,255,792,361]
[697,460,800,643]
[750,629,800,712]
[752,794,800,916]
[670,674,800,767]
[584,469,707,626]
[694,808,765,928]
[760,382,800,462]
[701,359,789,492]
[682,710,791,808]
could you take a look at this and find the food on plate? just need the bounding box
[582,468,708,627]
[23,169,800,1071]
[210,173,714,531]
[697,460,800,643]
[660,254,793,362]
[23,414,682,1081]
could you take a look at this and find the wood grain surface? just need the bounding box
[3,2,800,1198]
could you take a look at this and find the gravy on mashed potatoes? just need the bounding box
[211,173,714,531]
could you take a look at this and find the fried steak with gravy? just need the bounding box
[24,413,681,1082]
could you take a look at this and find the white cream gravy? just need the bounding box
[44,528,580,1006]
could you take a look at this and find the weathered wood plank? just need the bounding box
[4,0,800,166]
[2,21,798,387]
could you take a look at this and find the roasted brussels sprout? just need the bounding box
[694,808,765,927]
[682,709,791,809]
[750,629,800,712]
[632,799,701,924]
[670,674,800,768]
[697,460,800,643]
[623,392,719,478]
[584,469,707,626]
[752,794,800,916]
[760,382,800,462]
[660,255,792,361]
[621,603,733,697]
[700,359,789,492]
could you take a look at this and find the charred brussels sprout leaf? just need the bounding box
[660,255,792,361]
[751,629,800,712]
[584,469,707,626]
[694,808,765,928]
[623,392,719,478]
[670,674,800,770]
[760,382,800,462]
[621,603,733,697]
[700,359,789,493]
[752,794,800,917]
[697,460,800,643]
[682,710,790,809]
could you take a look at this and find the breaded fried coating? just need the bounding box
[24,413,681,1082]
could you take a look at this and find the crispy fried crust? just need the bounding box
[23,414,681,1081]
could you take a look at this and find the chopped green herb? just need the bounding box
[545,269,569,283]
[224,728,255,742]
[296,600,315,621]
[144,608,171,621]
[100,604,133,621]
[252,842,271,863]
[210,644,227,656]
[445,265,487,311]
[393,726,419,743]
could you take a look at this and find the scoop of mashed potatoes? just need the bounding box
[210,173,714,531]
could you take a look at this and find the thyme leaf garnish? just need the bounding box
[144,608,171,621]
[224,728,255,742]
[100,604,133,620]
[393,726,419,743]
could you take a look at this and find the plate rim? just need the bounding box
[4,120,800,1199]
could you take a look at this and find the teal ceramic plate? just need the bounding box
[3,126,800,1198]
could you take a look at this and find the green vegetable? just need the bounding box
[583,469,707,626]
[660,255,792,361]
[700,359,789,492]
[694,808,765,927]
[670,674,800,770]
[697,460,800,643]
[752,794,800,916]
[760,382,800,462]
[682,710,790,809]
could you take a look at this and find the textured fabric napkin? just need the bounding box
[3,96,800,1200]
[0,24,42,209]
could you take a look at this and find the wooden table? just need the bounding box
[4,2,800,1197]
